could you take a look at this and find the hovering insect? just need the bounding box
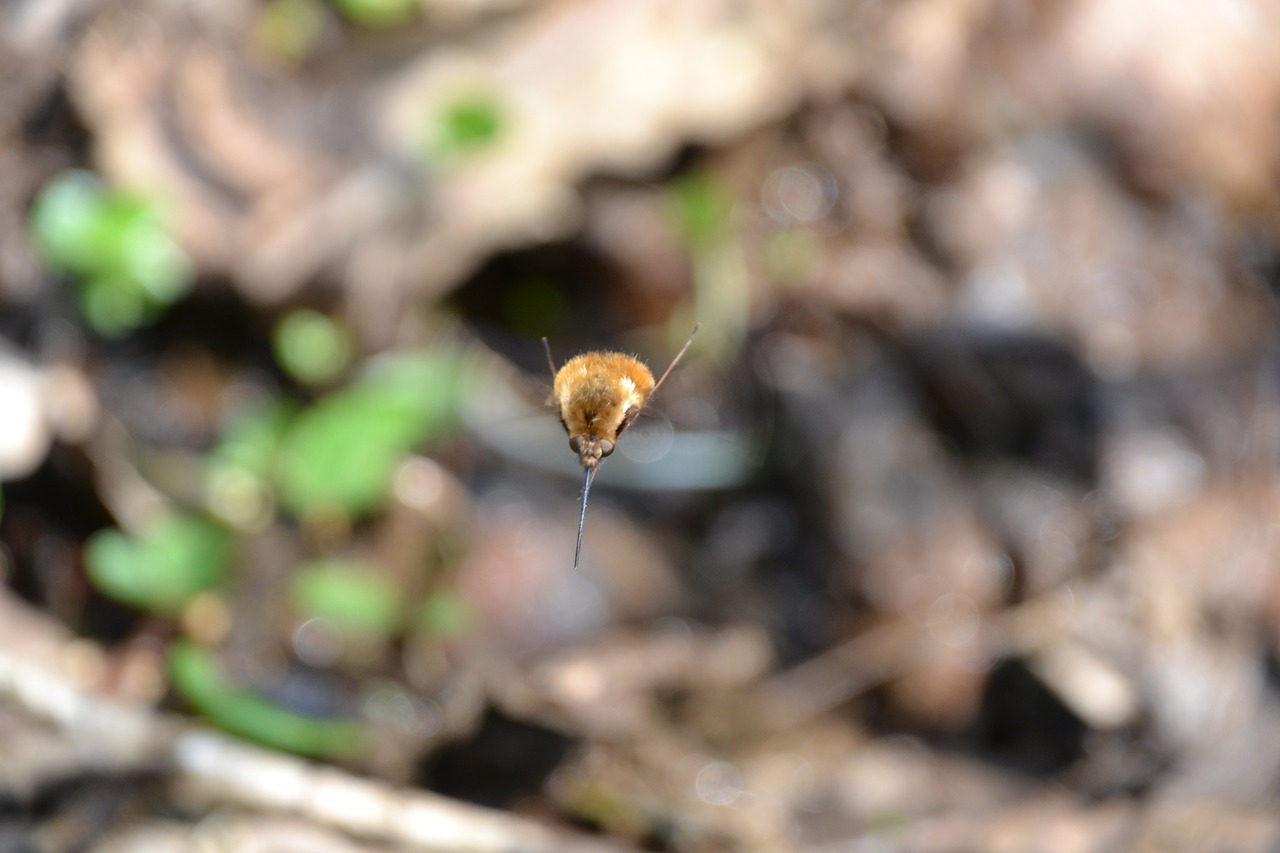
[543,324,700,569]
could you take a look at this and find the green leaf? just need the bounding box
[205,403,293,528]
[272,309,355,386]
[332,0,418,28]
[292,559,403,638]
[669,173,733,247]
[29,170,101,268]
[84,514,231,615]
[428,93,505,160]
[276,352,466,518]
[275,393,419,517]
[169,642,362,758]
[212,403,294,481]
[29,170,192,337]
[79,275,150,337]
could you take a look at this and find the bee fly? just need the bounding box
[543,324,700,568]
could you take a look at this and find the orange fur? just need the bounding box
[553,352,655,440]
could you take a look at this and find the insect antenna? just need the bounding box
[541,337,558,383]
[574,464,598,569]
[652,323,701,396]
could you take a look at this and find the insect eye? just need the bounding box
[598,439,615,457]
[569,436,585,454]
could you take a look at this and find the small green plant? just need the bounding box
[667,172,746,357]
[84,514,231,616]
[427,93,506,161]
[332,0,419,28]
[202,350,467,527]
[272,309,355,386]
[668,173,734,247]
[169,641,362,757]
[292,559,403,642]
[30,170,192,337]
[276,351,466,519]
[205,403,294,529]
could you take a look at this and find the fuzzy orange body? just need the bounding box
[553,352,655,457]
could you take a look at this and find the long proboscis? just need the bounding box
[574,464,598,570]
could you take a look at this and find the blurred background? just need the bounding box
[3,0,1280,851]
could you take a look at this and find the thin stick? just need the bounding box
[541,337,558,383]
[0,590,617,853]
[652,323,700,396]
[574,465,597,570]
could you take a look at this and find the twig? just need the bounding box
[0,591,627,853]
